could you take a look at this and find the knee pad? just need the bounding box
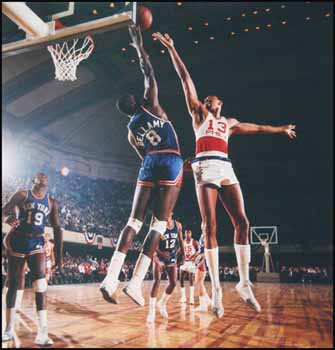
[150,216,167,235]
[32,278,47,293]
[127,217,143,234]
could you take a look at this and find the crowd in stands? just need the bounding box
[279,266,330,284]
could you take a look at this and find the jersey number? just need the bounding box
[165,239,176,249]
[27,212,43,226]
[146,130,162,146]
[207,120,227,134]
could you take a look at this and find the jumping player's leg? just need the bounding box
[196,184,223,317]
[27,252,54,345]
[219,184,261,312]
[124,185,180,306]
[147,261,162,323]
[3,255,26,341]
[157,265,177,319]
[100,184,152,303]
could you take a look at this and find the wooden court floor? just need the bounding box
[2,281,333,348]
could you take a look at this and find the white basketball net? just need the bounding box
[47,36,94,81]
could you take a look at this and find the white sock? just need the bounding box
[106,251,126,281]
[131,253,152,286]
[199,295,207,308]
[189,286,195,300]
[6,308,16,332]
[37,310,48,332]
[15,290,24,310]
[205,247,221,291]
[234,244,251,285]
[180,287,186,298]
[149,297,156,313]
[160,291,171,305]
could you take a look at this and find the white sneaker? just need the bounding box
[146,312,155,323]
[34,327,54,346]
[100,278,119,304]
[211,288,224,318]
[189,297,195,305]
[236,281,261,312]
[2,329,15,342]
[157,300,168,319]
[123,282,145,306]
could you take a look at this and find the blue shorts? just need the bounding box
[4,230,45,258]
[138,153,183,188]
[154,253,177,267]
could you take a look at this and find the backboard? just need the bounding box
[250,226,278,245]
[2,2,137,58]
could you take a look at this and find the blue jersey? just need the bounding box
[127,106,180,157]
[158,220,180,264]
[16,190,51,236]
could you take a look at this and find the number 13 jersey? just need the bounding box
[127,106,180,157]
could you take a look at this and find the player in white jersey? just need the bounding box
[179,229,199,304]
[154,32,296,318]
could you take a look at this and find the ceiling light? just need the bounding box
[110,2,115,7]
[92,9,98,15]
[194,40,199,44]
[253,11,258,15]
[256,26,260,30]
[204,22,209,26]
[177,2,182,6]
[188,26,193,31]
[230,32,235,36]
[281,20,287,24]
[306,16,311,20]
[161,50,165,53]
[266,24,272,28]
[265,8,270,12]
[241,13,246,17]
[244,28,249,32]
[210,36,215,40]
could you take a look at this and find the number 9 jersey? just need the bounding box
[128,106,183,188]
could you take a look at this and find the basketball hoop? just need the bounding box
[47,36,94,81]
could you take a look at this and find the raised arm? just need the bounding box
[129,25,159,107]
[49,198,63,269]
[152,32,205,124]
[229,118,297,139]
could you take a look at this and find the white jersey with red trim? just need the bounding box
[195,113,230,158]
[184,238,196,261]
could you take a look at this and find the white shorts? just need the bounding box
[46,259,52,270]
[180,261,196,274]
[191,158,239,188]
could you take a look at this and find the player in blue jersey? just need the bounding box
[2,172,63,345]
[147,212,184,323]
[100,25,183,307]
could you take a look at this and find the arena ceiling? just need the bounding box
[2,2,332,169]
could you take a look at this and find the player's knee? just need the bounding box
[150,216,167,235]
[126,217,143,234]
[32,278,48,293]
[169,279,177,289]
[234,216,249,230]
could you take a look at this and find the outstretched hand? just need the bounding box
[152,32,174,49]
[283,124,297,139]
[128,24,143,48]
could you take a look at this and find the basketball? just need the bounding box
[136,6,153,31]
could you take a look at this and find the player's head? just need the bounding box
[204,95,223,114]
[32,172,48,189]
[185,229,192,240]
[116,94,141,117]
